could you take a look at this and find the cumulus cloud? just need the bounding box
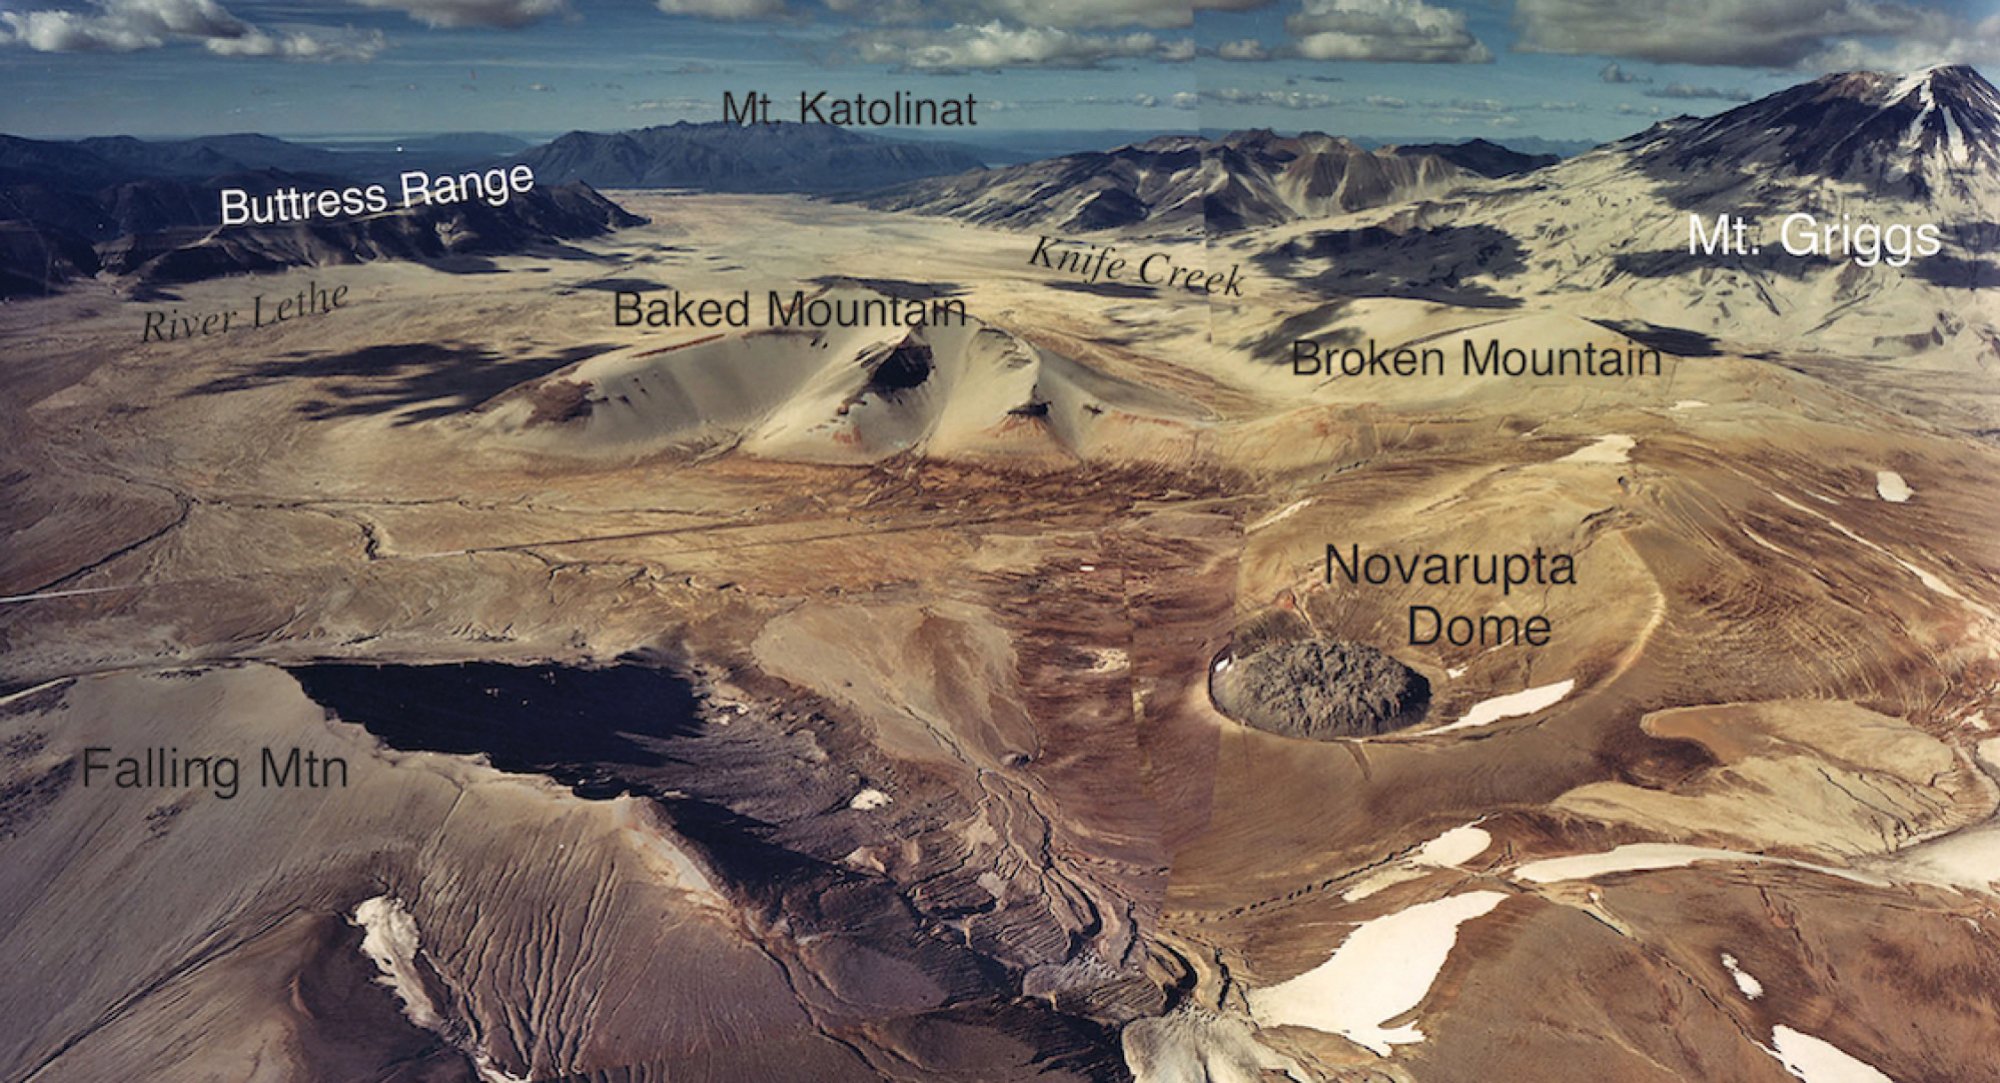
[656,0,1262,28]
[356,0,568,29]
[1598,61,1648,83]
[631,96,714,113]
[206,25,385,58]
[974,0,1260,30]
[848,21,1190,70]
[0,0,378,58]
[1286,0,1492,63]
[655,0,786,17]
[1365,94,1407,107]
[1517,0,1997,70]
[1217,37,1269,60]
[1,8,164,50]
[1646,82,1751,101]
[1801,20,2000,70]
[983,91,1198,110]
[1202,86,1340,108]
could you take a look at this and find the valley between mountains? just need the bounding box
[3,66,1999,1083]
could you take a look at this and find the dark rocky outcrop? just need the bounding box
[1209,639,1430,739]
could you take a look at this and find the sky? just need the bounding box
[1,0,1996,141]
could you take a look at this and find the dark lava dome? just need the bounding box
[1209,639,1431,739]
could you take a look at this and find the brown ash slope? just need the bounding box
[858,131,1551,235]
[5,69,2000,1083]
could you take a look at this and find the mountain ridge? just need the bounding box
[855,131,1555,235]
[514,121,989,194]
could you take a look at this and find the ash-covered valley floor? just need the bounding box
[4,189,2000,1083]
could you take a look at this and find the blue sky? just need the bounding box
[2,0,1994,140]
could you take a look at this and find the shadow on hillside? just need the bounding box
[1255,223,1527,308]
[185,341,612,424]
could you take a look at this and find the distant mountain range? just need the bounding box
[856,132,1555,234]
[0,132,640,295]
[0,121,1000,293]
[512,121,989,193]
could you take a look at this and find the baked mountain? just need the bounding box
[0,133,644,296]
[857,131,1554,235]
[514,121,988,193]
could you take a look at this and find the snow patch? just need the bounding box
[1248,891,1508,1056]
[1250,498,1312,531]
[1671,400,1709,411]
[1512,842,1888,887]
[1771,492,1975,609]
[352,896,443,1032]
[850,787,892,811]
[1427,679,1576,734]
[1769,1025,1896,1083]
[1875,471,1912,503]
[1415,824,1492,867]
[1721,952,1764,999]
[1557,434,1634,464]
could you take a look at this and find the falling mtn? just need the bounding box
[857,131,1554,235]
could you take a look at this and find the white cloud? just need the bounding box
[631,96,714,113]
[0,0,378,59]
[1646,82,1751,101]
[1598,61,1648,83]
[205,26,386,59]
[983,91,1197,110]
[1158,36,1196,60]
[1218,37,1269,60]
[655,0,786,17]
[357,0,568,29]
[1517,0,1998,70]
[1203,86,1339,108]
[736,0,1270,30]
[974,0,1232,30]
[1801,19,2000,70]
[1286,0,1491,62]
[849,20,1186,70]
[1,8,163,50]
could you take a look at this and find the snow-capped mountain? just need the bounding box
[1633,65,2000,203]
[1249,65,1999,387]
[860,131,1553,235]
